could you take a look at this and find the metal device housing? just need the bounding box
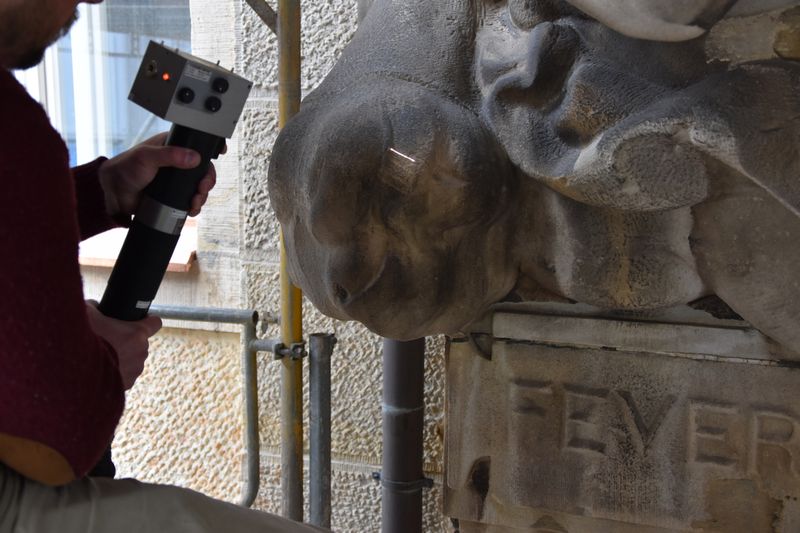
[128,41,251,138]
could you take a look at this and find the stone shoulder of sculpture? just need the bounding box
[267,0,800,354]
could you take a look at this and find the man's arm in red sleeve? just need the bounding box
[0,70,126,482]
[72,157,133,240]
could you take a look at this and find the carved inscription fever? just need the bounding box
[510,379,676,456]
[510,379,800,483]
[690,401,800,480]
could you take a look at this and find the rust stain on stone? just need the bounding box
[607,210,634,308]
[691,479,783,532]
[775,7,800,60]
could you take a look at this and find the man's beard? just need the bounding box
[13,10,79,70]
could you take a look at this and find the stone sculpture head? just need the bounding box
[269,0,800,350]
[271,80,519,339]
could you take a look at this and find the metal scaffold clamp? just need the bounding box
[272,341,307,361]
[371,472,435,492]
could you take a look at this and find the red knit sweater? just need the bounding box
[0,68,125,478]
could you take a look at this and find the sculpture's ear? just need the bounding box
[478,21,580,111]
[508,0,599,29]
[507,0,561,30]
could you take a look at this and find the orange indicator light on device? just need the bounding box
[162,72,171,81]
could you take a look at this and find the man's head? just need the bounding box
[0,0,101,70]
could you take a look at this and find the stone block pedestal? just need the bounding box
[445,304,800,532]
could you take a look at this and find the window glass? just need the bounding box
[17,0,191,166]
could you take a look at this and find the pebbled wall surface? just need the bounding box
[113,328,244,503]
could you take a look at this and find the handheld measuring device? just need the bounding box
[98,41,252,320]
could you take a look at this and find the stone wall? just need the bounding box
[81,1,449,531]
[112,328,244,502]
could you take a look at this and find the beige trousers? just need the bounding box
[0,463,328,533]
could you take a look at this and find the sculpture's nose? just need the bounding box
[269,74,518,338]
[332,282,349,306]
[326,247,391,309]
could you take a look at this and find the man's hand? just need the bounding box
[85,301,163,390]
[98,132,219,218]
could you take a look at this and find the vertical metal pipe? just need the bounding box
[309,334,335,527]
[239,319,260,507]
[280,326,304,521]
[279,233,304,522]
[278,0,304,521]
[381,338,426,533]
[278,0,302,127]
[147,305,263,508]
[279,240,303,521]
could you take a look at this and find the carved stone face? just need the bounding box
[269,0,800,350]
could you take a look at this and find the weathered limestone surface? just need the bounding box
[446,305,800,532]
[269,0,800,356]
[265,6,800,528]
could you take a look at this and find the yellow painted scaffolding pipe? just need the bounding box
[277,0,304,522]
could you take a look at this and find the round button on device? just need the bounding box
[212,77,230,94]
[176,87,195,104]
[205,96,222,113]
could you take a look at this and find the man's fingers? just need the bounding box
[141,315,163,336]
[198,170,216,194]
[187,171,217,216]
[189,193,208,216]
[139,145,201,170]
